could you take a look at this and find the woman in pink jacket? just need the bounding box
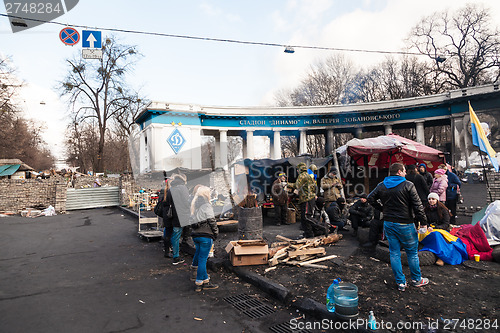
[429,168,448,203]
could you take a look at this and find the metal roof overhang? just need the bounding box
[0,164,21,177]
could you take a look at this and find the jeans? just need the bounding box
[192,237,213,284]
[383,221,421,285]
[163,226,183,258]
[171,227,183,258]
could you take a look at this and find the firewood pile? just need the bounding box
[266,233,343,271]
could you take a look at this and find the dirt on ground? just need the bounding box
[259,246,499,332]
[212,225,500,333]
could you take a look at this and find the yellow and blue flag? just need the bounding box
[469,102,499,172]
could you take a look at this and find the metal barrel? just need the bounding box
[238,207,263,240]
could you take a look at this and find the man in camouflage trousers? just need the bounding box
[287,162,317,238]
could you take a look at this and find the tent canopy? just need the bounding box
[346,134,445,172]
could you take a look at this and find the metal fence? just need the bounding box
[66,187,120,210]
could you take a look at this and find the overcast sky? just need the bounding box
[2,0,500,160]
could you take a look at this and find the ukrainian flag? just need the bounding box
[469,102,499,172]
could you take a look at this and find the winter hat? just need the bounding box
[419,163,427,170]
[297,163,307,171]
[329,167,338,174]
[428,192,440,201]
[434,169,446,175]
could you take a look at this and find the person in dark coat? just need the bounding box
[271,172,289,226]
[349,193,374,237]
[163,173,190,265]
[309,196,331,236]
[158,179,171,257]
[190,186,219,292]
[438,164,461,224]
[418,163,433,189]
[361,207,384,250]
[406,164,429,205]
[424,192,451,231]
[326,197,348,231]
[368,163,429,292]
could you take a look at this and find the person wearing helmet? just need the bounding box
[307,163,318,180]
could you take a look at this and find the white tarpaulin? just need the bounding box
[479,200,500,246]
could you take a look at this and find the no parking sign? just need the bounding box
[60,27,80,46]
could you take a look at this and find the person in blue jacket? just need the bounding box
[368,163,429,292]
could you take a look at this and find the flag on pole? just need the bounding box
[469,101,499,172]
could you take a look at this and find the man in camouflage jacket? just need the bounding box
[288,162,317,238]
[321,167,343,208]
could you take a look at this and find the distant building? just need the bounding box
[0,159,35,179]
[134,83,500,173]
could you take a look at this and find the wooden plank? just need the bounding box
[264,266,277,273]
[217,220,238,226]
[268,245,288,258]
[269,241,290,248]
[268,252,288,266]
[275,235,295,243]
[288,247,326,258]
[298,254,338,266]
[301,263,328,269]
[268,246,289,266]
[237,240,266,246]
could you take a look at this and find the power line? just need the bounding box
[1,13,424,56]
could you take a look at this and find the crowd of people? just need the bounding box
[272,161,463,291]
[155,161,463,292]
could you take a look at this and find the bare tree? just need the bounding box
[281,136,298,158]
[306,134,325,157]
[408,3,500,88]
[287,54,357,106]
[0,57,54,169]
[0,56,22,125]
[113,93,149,137]
[227,136,243,164]
[59,37,143,172]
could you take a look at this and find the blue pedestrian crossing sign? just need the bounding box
[167,128,186,154]
[82,30,102,48]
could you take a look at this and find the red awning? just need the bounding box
[346,134,445,171]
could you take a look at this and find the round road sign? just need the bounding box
[60,27,80,46]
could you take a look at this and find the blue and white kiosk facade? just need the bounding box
[134,84,500,173]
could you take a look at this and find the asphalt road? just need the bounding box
[0,208,296,333]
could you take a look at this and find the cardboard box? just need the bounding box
[225,240,269,266]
